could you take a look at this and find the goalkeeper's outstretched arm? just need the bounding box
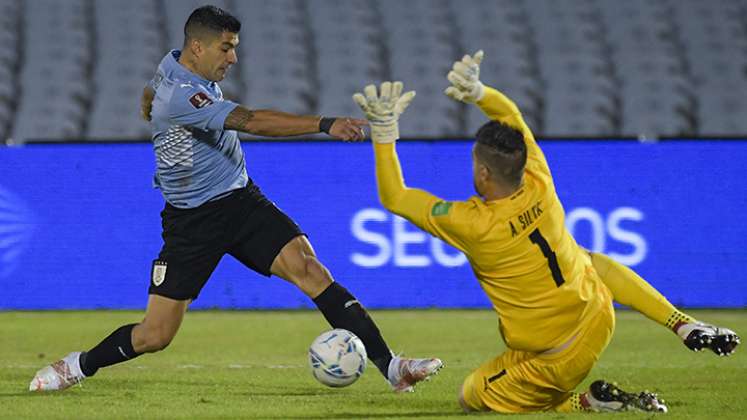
[373,142,441,226]
[352,82,437,224]
[353,82,473,252]
[445,50,549,170]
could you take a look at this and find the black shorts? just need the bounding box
[148,184,304,301]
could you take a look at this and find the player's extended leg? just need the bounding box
[591,252,740,355]
[29,294,188,391]
[462,343,662,413]
[271,235,442,392]
[461,291,618,413]
[493,375,667,414]
[459,347,625,413]
[475,339,666,412]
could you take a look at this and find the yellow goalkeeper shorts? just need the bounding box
[461,285,615,413]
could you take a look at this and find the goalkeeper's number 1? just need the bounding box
[529,228,566,287]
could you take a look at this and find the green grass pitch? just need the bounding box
[1,309,745,419]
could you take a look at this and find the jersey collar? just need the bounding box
[163,49,217,90]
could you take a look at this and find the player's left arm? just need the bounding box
[141,85,155,122]
[224,106,368,141]
[142,67,166,123]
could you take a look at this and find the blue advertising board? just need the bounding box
[1,140,745,309]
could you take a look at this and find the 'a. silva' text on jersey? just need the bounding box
[374,86,608,353]
[148,50,247,208]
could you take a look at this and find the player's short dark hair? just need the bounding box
[474,121,527,187]
[184,5,241,45]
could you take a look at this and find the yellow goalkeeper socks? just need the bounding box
[591,252,695,333]
[555,393,589,412]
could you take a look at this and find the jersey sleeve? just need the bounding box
[418,197,480,253]
[476,86,550,175]
[147,69,164,91]
[168,85,238,131]
[374,143,478,252]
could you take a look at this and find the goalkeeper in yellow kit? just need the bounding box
[352,51,740,414]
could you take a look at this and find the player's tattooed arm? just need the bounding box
[141,86,155,121]
[224,106,256,131]
[224,106,341,138]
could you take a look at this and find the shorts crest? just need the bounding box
[151,260,168,287]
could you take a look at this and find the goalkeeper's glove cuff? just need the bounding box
[370,120,399,144]
[473,82,486,102]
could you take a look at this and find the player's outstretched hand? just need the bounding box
[328,118,368,142]
[352,81,415,144]
[445,50,485,103]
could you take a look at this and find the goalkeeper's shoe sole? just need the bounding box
[679,323,740,356]
[586,380,668,413]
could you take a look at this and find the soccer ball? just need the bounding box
[308,329,367,387]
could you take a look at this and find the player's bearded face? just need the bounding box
[202,32,239,82]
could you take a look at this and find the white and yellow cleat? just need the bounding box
[388,355,443,393]
[29,352,85,392]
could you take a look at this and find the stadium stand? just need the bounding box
[377,0,462,137]
[0,0,21,142]
[11,0,92,143]
[674,0,747,135]
[452,0,543,135]
[87,0,164,140]
[309,0,384,119]
[232,0,312,115]
[3,0,747,143]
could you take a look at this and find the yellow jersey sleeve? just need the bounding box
[373,143,478,252]
[372,102,607,353]
[476,86,550,177]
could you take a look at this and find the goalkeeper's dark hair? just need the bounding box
[474,121,527,187]
[184,5,241,45]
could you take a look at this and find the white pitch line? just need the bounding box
[176,364,203,369]
[5,363,305,369]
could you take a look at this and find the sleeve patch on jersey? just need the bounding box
[189,92,213,109]
[431,201,453,216]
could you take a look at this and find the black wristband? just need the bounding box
[319,117,336,134]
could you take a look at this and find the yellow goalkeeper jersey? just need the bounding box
[373,86,607,353]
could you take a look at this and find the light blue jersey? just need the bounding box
[148,50,248,208]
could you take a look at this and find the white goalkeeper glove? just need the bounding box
[444,50,485,103]
[352,81,415,144]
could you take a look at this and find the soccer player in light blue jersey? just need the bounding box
[30,5,442,393]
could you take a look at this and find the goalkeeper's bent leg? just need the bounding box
[590,252,695,332]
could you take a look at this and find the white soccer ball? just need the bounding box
[308,329,367,387]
